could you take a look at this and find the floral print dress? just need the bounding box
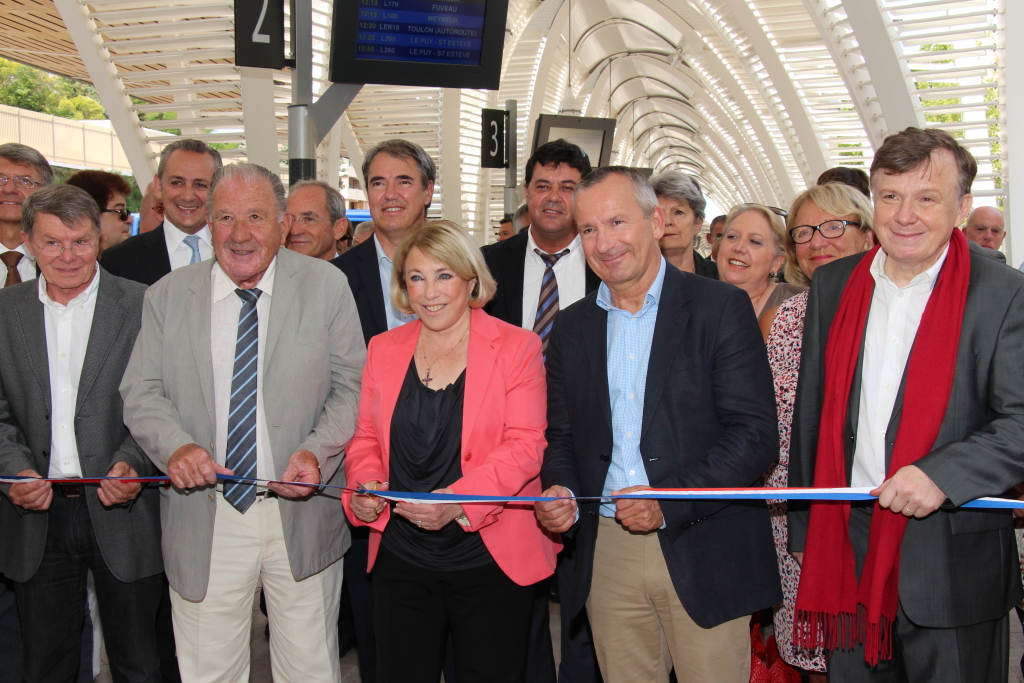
[763,290,826,673]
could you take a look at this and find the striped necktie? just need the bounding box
[533,248,569,353]
[224,288,262,513]
[184,234,202,265]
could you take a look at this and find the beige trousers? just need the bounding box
[169,493,343,683]
[586,516,751,683]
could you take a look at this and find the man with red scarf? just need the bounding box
[788,126,1024,683]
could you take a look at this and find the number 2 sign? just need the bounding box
[236,0,286,69]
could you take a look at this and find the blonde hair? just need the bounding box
[723,204,787,279]
[783,183,874,286]
[391,220,497,313]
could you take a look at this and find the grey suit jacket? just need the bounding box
[0,269,162,583]
[789,247,1024,627]
[120,248,365,601]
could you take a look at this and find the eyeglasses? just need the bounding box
[738,203,788,218]
[101,208,131,221]
[34,239,97,257]
[0,174,42,189]
[789,220,861,244]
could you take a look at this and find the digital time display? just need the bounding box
[355,0,486,67]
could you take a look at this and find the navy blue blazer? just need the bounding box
[541,263,782,628]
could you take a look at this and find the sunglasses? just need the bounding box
[101,208,131,221]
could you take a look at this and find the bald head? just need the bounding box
[963,206,1005,251]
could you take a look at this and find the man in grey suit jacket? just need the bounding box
[789,128,1024,682]
[121,163,364,683]
[0,184,164,682]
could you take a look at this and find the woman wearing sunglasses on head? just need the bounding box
[757,181,875,680]
[717,203,805,316]
[66,170,133,252]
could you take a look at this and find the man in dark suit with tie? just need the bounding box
[330,139,435,683]
[535,167,781,682]
[483,139,601,683]
[101,139,222,285]
[788,128,1024,683]
[0,184,165,682]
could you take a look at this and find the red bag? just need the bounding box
[750,623,802,683]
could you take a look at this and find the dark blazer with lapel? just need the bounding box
[332,237,387,346]
[100,224,172,286]
[0,269,162,583]
[481,230,601,326]
[789,248,1024,628]
[541,264,782,628]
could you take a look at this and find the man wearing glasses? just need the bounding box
[0,184,165,682]
[0,143,52,288]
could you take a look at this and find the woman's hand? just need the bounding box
[394,488,465,531]
[350,480,388,523]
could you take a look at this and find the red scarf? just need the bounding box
[794,228,970,665]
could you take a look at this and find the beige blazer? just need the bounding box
[120,248,365,601]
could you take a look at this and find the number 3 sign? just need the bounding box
[236,0,286,69]
[481,108,507,169]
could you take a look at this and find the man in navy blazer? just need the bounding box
[536,167,781,682]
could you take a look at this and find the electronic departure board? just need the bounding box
[356,0,486,67]
[330,0,508,90]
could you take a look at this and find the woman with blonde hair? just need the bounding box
[717,204,805,316]
[343,220,558,683]
[758,182,874,679]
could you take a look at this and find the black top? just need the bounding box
[99,224,172,286]
[693,250,719,280]
[382,359,490,571]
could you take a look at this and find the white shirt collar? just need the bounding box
[526,229,582,261]
[0,241,34,262]
[164,218,212,252]
[870,242,950,291]
[372,232,391,265]
[37,265,100,310]
[211,255,277,303]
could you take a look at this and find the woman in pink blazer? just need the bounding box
[343,220,558,683]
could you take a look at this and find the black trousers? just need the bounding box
[827,504,1009,683]
[373,546,535,683]
[344,528,377,682]
[0,574,21,683]
[13,495,164,683]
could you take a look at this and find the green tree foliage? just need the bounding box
[0,58,106,120]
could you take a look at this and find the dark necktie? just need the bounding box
[224,288,262,513]
[533,248,569,353]
[1,251,22,287]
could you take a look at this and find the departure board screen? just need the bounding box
[356,0,486,67]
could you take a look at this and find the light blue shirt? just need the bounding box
[373,233,418,330]
[598,257,667,517]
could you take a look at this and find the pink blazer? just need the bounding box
[342,308,559,586]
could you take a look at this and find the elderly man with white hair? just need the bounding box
[121,162,365,683]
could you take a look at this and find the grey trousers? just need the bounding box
[828,505,1009,683]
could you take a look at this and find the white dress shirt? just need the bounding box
[852,245,949,488]
[373,233,418,330]
[211,258,276,481]
[41,267,100,478]
[164,219,214,271]
[521,230,587,329]
[0,242,36,286]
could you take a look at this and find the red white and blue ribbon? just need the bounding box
[1,474,1022,509]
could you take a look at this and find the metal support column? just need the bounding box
[504,99,518,215]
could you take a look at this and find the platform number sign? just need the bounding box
[481,108,507,169]
[236,0,286,69]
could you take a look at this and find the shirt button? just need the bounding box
[61,389,67,394]
[626,432,632,438]
[629,470,636,476]
[63,460,69,466]
[898,292,905,298]
[60,353,66,358]
[629,354,635,360]
[62,316,67,321]
[885,383,891,390]
[61,424,67,429]
[891,338,898,344]
[628,394,634,400]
